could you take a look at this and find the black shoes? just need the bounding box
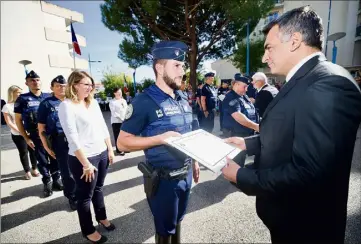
[43,181,53,197]
[84,234,108,244]
[69,198,77,211]
[52,178,64,191]
[98,221,116,231]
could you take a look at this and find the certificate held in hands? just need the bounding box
[164,129,242,173]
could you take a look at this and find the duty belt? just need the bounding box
[157,164,191,180]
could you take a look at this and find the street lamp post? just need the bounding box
[246,18,250,76]
[18,60,32,76]
[327,32,346,64]
[88,54,101,77]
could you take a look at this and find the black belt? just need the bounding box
[157,164,191,180]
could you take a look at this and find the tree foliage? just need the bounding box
[101,72,132,97]
[100,0,274,91]
[231,38,267,74]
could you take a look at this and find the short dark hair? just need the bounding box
[263,6,323,50]
[113,87,121,93]
[152,59,167,78]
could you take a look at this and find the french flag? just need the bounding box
[71,23,81,55]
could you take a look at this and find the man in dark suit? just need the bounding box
[222,6,361,244]
[251,72,278,119]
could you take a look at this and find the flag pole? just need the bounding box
[71,16,76,70]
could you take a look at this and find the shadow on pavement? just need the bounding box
[43,175,238,243]
[1,176,144,233]
[1,176,26,183]
[107,155,145,173]
[345,210,361,244]
[1,170,25,178]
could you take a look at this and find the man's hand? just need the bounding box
[193,161,200,183]
[254,124,260,132]
[158,131,182,144]
[224,137,246,150]
[25,138,35,150]
[44,146,56,159]
[204,111,209,118]
[221,157,241,183]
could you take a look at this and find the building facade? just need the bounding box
[1,1,88,100]
[211,0,361,82]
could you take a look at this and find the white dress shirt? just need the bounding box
[286,52,323,82]
[1,103,20,135]
[109,98,128,124]
[58,99,110,157]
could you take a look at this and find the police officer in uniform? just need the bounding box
[117,41,200,244]
[195,80,203,125]
[200,72,217,132]
[222,73,259,167]
[14,70,62,197]
[38,75,77,210]
[217,80,230,133]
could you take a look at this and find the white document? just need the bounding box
[164,129,242,173]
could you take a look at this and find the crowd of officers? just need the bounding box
[194,71,279,166]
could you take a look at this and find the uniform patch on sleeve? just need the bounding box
[125,104,133,120]
[229,99,238,107]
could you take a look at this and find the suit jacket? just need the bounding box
[236,54,361,242]
[255,84,279,118]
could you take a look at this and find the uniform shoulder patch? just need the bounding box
[229,99,238,107]
[125,104,133,120]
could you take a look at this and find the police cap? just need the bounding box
[204,72,215,78]
[151,41,188,61]
[25,70,40,79]
[51,75,66,86]
[234,73,250,85]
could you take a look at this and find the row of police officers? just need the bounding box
[14,71,77,210]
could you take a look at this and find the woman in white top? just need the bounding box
[58,70,115,243]
[109,87,128,156]
[2,85,39,180]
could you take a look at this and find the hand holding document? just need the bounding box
[164,129,242,173]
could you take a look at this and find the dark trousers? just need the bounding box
[200,110,215,133]
[29,132,60,184]
[11,134,37,173]
[69,150,109,236]
[111,123,122,153]
[52,135,76,201]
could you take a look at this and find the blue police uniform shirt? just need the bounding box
[14,92,51,131]
[222,90,257,135]
[201,83,217,110]
[38,96,63,135]
[121,84,193,170]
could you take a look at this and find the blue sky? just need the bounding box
[50,1,156,83]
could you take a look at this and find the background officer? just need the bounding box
[14,70,62,197]
[38,75,77,210]
[217,80,230,133]
[195,79,203,125]
[251,72,279,119]
[200,72,217,132]
[222,73,259,167]
[117,40,200,244]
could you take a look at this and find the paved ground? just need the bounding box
[1,111,360,243]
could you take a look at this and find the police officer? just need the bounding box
[38,75,77,210]
[222,73,259,167]
[14,70,62,197]
[217,80,230,133]
[200,72,217,132]
[117,41,200,244]
[195,80,203,125]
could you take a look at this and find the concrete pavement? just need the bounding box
[1,111,360,243]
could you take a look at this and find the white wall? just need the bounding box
[0,1,87,101]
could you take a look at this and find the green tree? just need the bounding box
[142,78,155,90]
[101,72,132,97]
[231,38,267,74]
[97,91,107,101]
[100,0,274,92]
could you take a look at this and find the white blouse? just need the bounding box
[58,99,110,157]
[1,103,20,135]
[109,98,128,124]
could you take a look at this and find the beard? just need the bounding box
[163,72,181,90]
